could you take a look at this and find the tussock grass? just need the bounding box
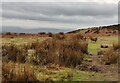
[2,33,88,67]
[113,43,120,50]
[102,48,118,65]
[58,40,85,67]
[100,43,119,65]
[33,34,88,67]
[2,44,27,63]
[52,33,66,40]
[2,62,37,82]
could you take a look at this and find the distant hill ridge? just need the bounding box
[2,26,71,33]
[67,24,119,34]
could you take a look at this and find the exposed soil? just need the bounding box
[87,55,118,80]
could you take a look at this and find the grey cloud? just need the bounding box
[2,2,117,16]
[2,2,118,25]
[2,10,98,24]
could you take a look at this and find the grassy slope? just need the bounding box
[88,36,118,55]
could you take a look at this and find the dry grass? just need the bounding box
[113,43,120,51]
[52,33,66,40]
[102,48,118,65]
[2,44,27,63]
[89,36,97,42]
[34,35,88,67]
[100,43,119,65]
[67,33,84,41]
[58,40,85,67]
[2,62,37,82]
[2,33,88,68]
[47,32,53,37]
[35,39,56,65]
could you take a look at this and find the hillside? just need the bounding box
[67,24,119,36]
[2,26,71,33]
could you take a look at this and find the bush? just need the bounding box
[98,43,119,65]
[33,38,88,67]
[35,39,56,65]
[52,33,65,40]
[47,32,53,37]
[30,39,40,49]
[90,36,97,42]
[2,44,27,63]
[102,48,118,65]
[113,43,120,51]
[68,33,84,41]
[23,34,88,67]
[2,62,37,82]
[58,40,85,67]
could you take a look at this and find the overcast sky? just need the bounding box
[1,0,119,30]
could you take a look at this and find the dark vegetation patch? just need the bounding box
[2,33,88,68]
[2,44,27,63]
[76,64,102,72]
[32,33,88,67]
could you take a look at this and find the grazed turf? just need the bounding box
[33,64,117,81]
[1,36,49,45]
[88,36,118,55]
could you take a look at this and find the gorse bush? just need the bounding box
[2,44,27,63]
[2,62,37,82]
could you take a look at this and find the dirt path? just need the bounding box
[88,55,118,80]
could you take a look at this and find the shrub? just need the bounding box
[59,32,64,35]
[52,40,86,67]
[68,33,84,41]
[94,29,100,34]
[47,32,53,37]
[2,44,27,63]
[58,40,86,67]
[33,38,88,67]
[85,30,90,34]
[5,32,11,35]
[30,39,40,49]
[89,36,97,42]
[113,43,120,51]
[52,33,65,40]
[30,36,88,67]
[38,32,46,35]
[79,42,88,54]
[98,43,119,65]
[35,39,56,65]
[102,48,118,65]
[2,62,37,82]
[97,50,105,55]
